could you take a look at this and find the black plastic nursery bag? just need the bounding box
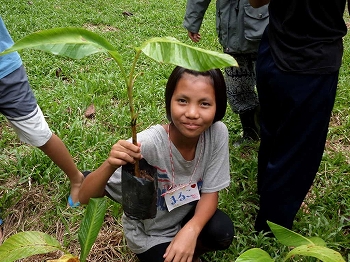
[121,158,158,220]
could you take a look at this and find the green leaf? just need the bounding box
[308,236,327,246]
[138,37,238,71]
[0,27,120,61]
[285,245,346,262]
[0,231,63,262]
[235,248,274,262]
[78,197,107,262]
[0,27,127,86]
[267,221,315,247]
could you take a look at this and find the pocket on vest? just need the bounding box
[243,4,269,42]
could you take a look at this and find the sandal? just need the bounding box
[68,195,80,207]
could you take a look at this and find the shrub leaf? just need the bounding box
[78,197,107,262]
[268,221,315,246]
[235,248,274,262]
[285,245,346,262]
[0,231,63,262]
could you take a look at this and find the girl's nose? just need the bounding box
[185,105,200,119]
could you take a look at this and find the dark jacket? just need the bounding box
[183,0,269,54]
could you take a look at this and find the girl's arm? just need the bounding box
[249,0,270,8]
[163,192,218,262]
[78,140,141,204]
[78,161,117,204]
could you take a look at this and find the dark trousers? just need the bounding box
[254,30,339,232]
[136,209,234,262]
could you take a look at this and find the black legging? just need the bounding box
[136,209,234,262]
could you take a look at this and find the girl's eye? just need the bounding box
[178,98,187,104]
[201,102,211,107]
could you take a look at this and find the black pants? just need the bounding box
[254,28,339,232]
[136,209,234,262]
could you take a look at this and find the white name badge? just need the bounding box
[163,183,200,212]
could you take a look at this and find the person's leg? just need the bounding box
[39,134,84,205]
[225,54,260,144]
[255,31,339,232]
[182,209,234,259]
[136,209,233,262]
[136,242,170,262]
[0,65,84,206]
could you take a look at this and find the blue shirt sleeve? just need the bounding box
[0,16,22,79]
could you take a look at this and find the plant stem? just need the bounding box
[131,117,140,177]
[127,50,142,177]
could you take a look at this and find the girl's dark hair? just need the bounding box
[165,66,227,123]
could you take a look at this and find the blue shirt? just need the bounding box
[0,17,22,79]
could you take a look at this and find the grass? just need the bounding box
[1,1,350,261]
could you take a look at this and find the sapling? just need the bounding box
[0,28,236,177]
[0,197,107,262]
[0,28,237,220]
[235,221,346,262]
[0,27,237,261]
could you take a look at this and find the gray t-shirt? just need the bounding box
[105,121,230,254]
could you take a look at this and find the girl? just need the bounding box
[79,66,234,262]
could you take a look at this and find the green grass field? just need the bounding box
[1,1,350,261]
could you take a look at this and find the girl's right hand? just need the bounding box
[107,140,142,168]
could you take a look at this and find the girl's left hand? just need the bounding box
[163,225,198,262]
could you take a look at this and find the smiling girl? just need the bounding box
[79,66,234,262]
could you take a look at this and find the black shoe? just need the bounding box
[233,106,260,147]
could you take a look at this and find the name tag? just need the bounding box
[163,183,200,212]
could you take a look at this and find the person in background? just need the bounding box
[0,16,84,207]
[249,0,348,232]
[183,0,269,146]
[79,66,234,262]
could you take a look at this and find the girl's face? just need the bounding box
[170,72,216,139]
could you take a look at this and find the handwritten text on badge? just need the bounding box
[163,183,200,212]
